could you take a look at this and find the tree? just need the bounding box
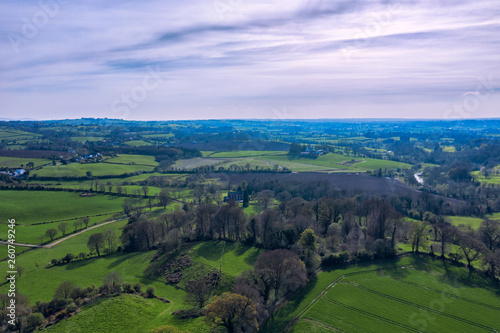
[54,280,76,299]
[86,171,93,178]
[256,190,274,210]
[436,223,457,259]
[107,181,113,193]
[185,278,210,308]
[457,232,485,269]
[87,233,105,256]
[82,216,90,229]
[104,228,117,253]
[26,161,35,169]
[102,271,123,293]
[45,228,58,242]
[205,292,258,333]
[254,249,307,305]
[410,221,428,253]
[73,219,83,232]
[479,219,500,252]
[243,189,250,208]
[159,188,171,209]
[298,228,318,252]
[58,222,68,236]
[142,185,149,197]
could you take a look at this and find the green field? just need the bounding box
[189,241,262,278]
[0,237,262,332]
[255,153,412,172]
[1,213,117,246]
[210,151,287,158]
[32,162,154,177]
[0,156,51,168]
[472,171,500,185]
[0,129,41,140]
[104,154,158,166]
[123,140,153,147]
[0,191,124,225]
[448,216,485,230]
[265,256,500,333]
[70,136,104,143]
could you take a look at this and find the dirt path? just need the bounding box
[0,218,124,249]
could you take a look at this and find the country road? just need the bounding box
[0,218,124,249]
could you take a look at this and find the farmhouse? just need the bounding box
[224,191,244,202]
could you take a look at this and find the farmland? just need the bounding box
[31,162,154,177]
[267,256,500,333]
[0,191,124,225]
[0,156,51,168]
[1,119,500,332]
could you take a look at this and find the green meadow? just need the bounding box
[265,256,500,333]
[0,191,124,225]
[123,140,153,147]
[104,154,158,166]
[32,162,154,177]
[0,156,51,168]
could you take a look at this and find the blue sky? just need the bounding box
[0,0,499,120]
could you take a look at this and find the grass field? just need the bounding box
[123,140,153,147]
[32,162,154,177]
[0,129,41,140]
[210,151,287,158]
[0,156,51,168]
[0,191,125,225]
[255,153,412,172]
[189,241,262,278]
[0,238,262,332]
[70,136,104,143]
[448,216,485,230]
[472,171,500,185]
[104,154,158,166]
[265,256,500,333]
[1,213,117,246]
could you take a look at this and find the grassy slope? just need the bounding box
[44,294,178,333]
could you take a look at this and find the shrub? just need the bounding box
[123,283,133,293]
[133,282,142,293]
[146,286,156,298]
[66,303,78,313]
[171,308,204,319]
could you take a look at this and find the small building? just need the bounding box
[224,191,244,202]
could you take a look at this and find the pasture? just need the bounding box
[70,136,104,143]
[123,140,153,147]
[266,256,500,333]
[0,156,51,168]
[31,162,154,177]
[448,216,484,230]
[0,191,124,225]
[104,154,158,166]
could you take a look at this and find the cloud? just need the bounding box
[0,0,499,120]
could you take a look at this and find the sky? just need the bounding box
[0,0,499,121]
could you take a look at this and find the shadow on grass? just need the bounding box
[244,248,261,266]
[193,241,224,262]
[107,251,144,269]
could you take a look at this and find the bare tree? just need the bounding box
[58,222,68,236]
